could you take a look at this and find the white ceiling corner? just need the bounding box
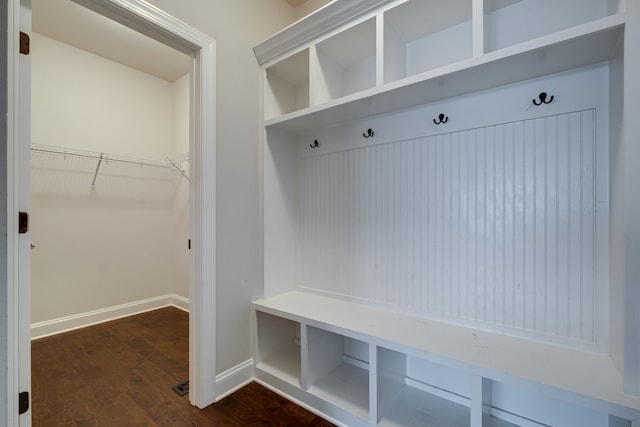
[31,0,191,82]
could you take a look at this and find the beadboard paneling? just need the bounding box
[296,110,605,345]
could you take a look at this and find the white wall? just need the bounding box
[30,32,190,323]
[172,73,190,155]
[294,0,333,20]
[170,163,190,299]
[170,73,190,299]
[140,0,296,375]
[31,33,175,158]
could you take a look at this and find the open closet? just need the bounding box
[29,12,191,338]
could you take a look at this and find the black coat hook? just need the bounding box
[433,113,448,125]
[362,128,374,138]
[533,92,554,105]
[310,140,319,149]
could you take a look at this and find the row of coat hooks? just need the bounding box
[309,91,555,149]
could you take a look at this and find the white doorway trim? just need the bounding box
[69,0,218,410]
[7,0,32,425]
[6,0,217,420]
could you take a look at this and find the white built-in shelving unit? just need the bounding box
[253,0,640,426]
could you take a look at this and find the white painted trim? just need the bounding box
[8,0,32,425]
[171,293,190,312]
[71,0,210,54]
[30,294,190,340]
[214,359,254,402]
[253,0,394,65]
[7,1,23,424]
[624,0,640,397]
[189,31,217,410]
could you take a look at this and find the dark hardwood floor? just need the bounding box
[32,307,334,426]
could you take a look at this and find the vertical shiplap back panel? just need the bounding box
[296,110,602,346]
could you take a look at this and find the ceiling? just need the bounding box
[32,0,191,82]
[32,0,312,82]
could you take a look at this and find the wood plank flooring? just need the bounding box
[32,307,334,426]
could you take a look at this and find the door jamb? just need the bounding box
[6,0,30,424]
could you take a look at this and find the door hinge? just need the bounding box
[18,391,29,415]
[19,32,30,55]
[19,212,29,234]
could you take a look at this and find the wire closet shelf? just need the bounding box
[31,143,190,186]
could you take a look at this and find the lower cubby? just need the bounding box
[489,381,624,427]
[379,385,472,427]
[377,346,472,427]
[254,311,301,387]
[304,326,370,421]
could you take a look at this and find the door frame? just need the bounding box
[6,0,31,424]
[6,0,217,421]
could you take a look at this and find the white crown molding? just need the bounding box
[253,0,394,65]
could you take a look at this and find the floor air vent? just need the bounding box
[172,380,189,396]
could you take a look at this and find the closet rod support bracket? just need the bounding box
[91,153,104,188]
[168,158,190,181]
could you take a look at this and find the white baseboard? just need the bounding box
[31,293,190,340]
[170,293,190,312]
[215,359,254,401]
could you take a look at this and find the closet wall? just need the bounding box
[293,0,333,20]
[30,32,190,326]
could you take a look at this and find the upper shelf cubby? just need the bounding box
[313,18,377,105]
[265,17,623,134]
[256,0,625,131]
[483,0,624,52]
[264,49,310,120]
[383,0,472,83]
